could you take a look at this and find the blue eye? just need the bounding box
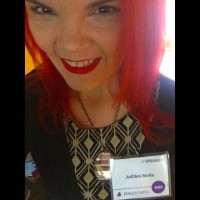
[95,5,120,15]
[30,6,55,15]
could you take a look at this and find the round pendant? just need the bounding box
[94,150,113,181]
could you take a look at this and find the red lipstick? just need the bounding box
[61,57,101,74]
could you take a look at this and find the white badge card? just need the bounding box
[110,152,171,200]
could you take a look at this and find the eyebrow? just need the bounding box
[25,0,118,10]
[25,0,117,3]
[25,0,56,14]
[88,0,117,8]
[25,0,48,7]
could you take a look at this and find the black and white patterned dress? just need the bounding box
[65,113,145,200]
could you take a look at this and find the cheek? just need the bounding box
[28,21,56,54]
[90,18,121,54]
[97,24,121,57]
[102,31,121,62]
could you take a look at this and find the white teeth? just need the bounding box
[64,59,96,67]
[69,61,77,67]
[77,62,83,67]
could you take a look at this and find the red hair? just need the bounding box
[25,0,174,145]
[25,8,71,129]
[117,0,174,144]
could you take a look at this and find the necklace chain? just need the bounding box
[77,92,120,181]
[77,93,120,127]
[77,94,95,127]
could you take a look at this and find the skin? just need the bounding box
[25,0,128,127]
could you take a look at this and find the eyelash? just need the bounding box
[29,4,120,17]
[93,5,120,16]
[30,6,55,16]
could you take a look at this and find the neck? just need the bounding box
[78,71,120,104]
[70,73,128,128]
[78,86,115,108]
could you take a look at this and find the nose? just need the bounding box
[57,18,93,53]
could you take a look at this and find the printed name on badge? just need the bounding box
[110,152,171,200]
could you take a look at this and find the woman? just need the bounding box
[25,0,175,199]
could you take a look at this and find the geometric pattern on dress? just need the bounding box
[65,112,145,200]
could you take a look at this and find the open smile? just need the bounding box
[61,57,101,74]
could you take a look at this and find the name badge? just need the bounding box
[110,152,171,200]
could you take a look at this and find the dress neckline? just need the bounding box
[66,112,135,130]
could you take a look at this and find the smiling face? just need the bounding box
[25,0,122,91]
